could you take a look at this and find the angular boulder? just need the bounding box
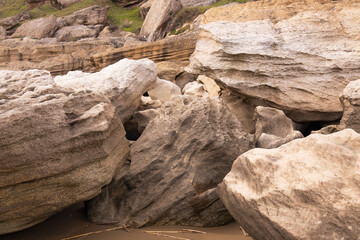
[140,0,182,42]
[87,96,254,227]
[188,0,360,122]
[12,15,58,39]
[218,129,360,240]
[50,0,82,9]
[54,58,157,122]
[0,69,129,234]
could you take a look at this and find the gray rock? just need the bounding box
[12,15,58,39]
[54,25,99,41]
[0,69,129,234]
[180,0,216,7]
[60,5,109,26]
[87,96,254,227]
[50,0,82,9]
[218,129,360,240]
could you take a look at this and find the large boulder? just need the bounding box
[87,96,254,227]
[140,0,182,42]
[188,0,360,122]
[59,5,109,26]
[218,129,360,240]
[54,58,157,122]
[0,69,129,234]
[12,15,58,39]
[54,25,99,42]
[148,78,181,103]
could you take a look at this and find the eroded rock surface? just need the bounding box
[12,15,58,39]
[0,69,129,234]
[87,96,254,227]
[188,0,360,122]
[339,79,360,133]
[218,129,360,240]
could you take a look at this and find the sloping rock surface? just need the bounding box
[188,0,360,122]
[218,129,360,240]
[87,96,254,227]
[0,69,129,234]
[12,15,58,39]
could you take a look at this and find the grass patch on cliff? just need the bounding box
[0,0,27,18]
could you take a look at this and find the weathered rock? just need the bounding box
[197,75,220,97]
[188,0,360,122]
[148,78,181,103]
[179,0,216,8]
[140,0,153,19]
[54,58,157,122]
[175,71,197,89]
[155,60,188,82]
[50,0,82,9]
[138,96,162,111]
[339,79,360,133]
[0,11,30,31]
[111,0,145,7]
[54,25,99,42]
[140,0,182,42]
[218,129,360,240]
[12,15,58,39]
[254,106,303,148]
[0,26,6,40]
[133,108,159,132]
[182,81,209,98]
[59,5,108,26]
[87,96,254,227]
[0,69,129,234]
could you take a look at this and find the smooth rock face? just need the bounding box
[188,0,360,122]
[54,25,99,41]
[87,96,254,227]
[0,69,129,234]
[340,79,360,133]
[148,78,181,103]
[140,0,182,41]
[54,58,157,122]
[12,15,58,39]
[254,106,303,148]
[218,129,360,240]
[180,0,216,8]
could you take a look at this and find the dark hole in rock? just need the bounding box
[143,92,149,97]
[297,121,324,137]
[124,118,141,140]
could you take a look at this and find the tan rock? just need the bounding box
[155,60,187,82]
[12,15,58,39]
[0,11,30,30]
[0,26,6,40]
[218,129,360,240]
[0,69,129,234]
[140,0,182,41]
[188,0,360,122]
[182,81,209,98]
[197,75,220,97]
[50,0,82,9]
[87,96,254,227]
[54,25,99,42]
[148,78,181,103]
[60,5,108,26]
[140,0,154,19]
[179,0,216,7]
[339,79,360,133]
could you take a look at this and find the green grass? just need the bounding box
[0,0,27,18]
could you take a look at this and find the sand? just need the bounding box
[1,203,253,240]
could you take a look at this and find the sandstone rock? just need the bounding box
[133,108,159,132]
[218,129,360,240]
[197,75,220,97]
[138,96,162,111]
[12,15,58,39]
[254,106,303,148]
[182,81,209,97]
[140,0,182,42]
[0,26,6,40]
[155,60,187,82]
[54,58,157,122]
[0,69,129,234]
[87,96,254,227]
[60,5,108,26]
[51,0,82,9]
[339,79,360,133]
[54,25,99,42]
[148,78,181,103]
[179,0,216,8]
[188,0,360,122]
[175,71,197,89]
[140,0,153,19]
[0,11,30,31]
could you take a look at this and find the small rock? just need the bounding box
[148,78,182,103]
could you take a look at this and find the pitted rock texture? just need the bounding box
[218,129,360,240]
[0,69,129,234]
[12,15,58,39]
[188,0,360,122]
[87,96,254,227]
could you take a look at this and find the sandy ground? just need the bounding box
[1,203,253,240]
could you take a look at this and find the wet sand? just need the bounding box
[1,203,253,240]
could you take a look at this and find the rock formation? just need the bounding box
[87,96,254,227]
[218,129,360,240]
[0,11,30,32]
[0,69,129,234]
[339,79,360,133]
[180,0,216,8]
[188,0,360,122]
[54,58,157,122]
[54,25,99,42]
[57,5,109,27]
[148,78,182,103]
[12,15,58,39]
[0,26,5,40]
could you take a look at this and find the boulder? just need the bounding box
[339,79,360,133]
[182,81,209,97]
[54,25,99,42]
[54,58,157,122]
[59,5,109,26]
[12,15,58,39]
[218,129,360,240]
[0,11,30,31]
[254,106,303,148]
[87,96,254,227]
[0,26,6,40]
[0,69,129,234]
[148,78,182,103]
[50,0,82,9]
[140,0,182,42]
[179,0,216,8]
[188,0,360,122]
[140,0,153,19]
